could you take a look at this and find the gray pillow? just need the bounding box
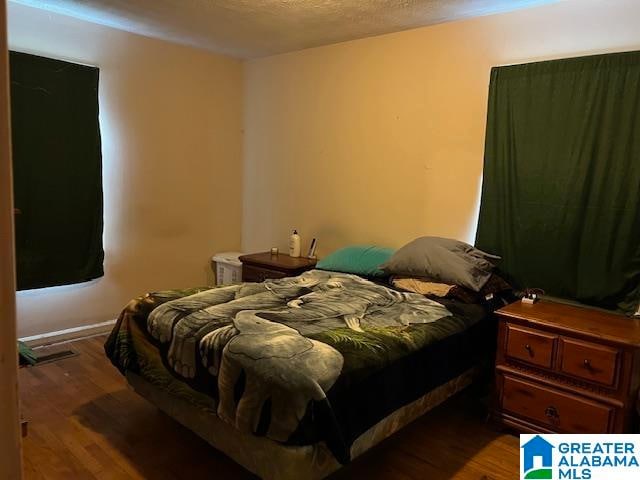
[380,237,500,292]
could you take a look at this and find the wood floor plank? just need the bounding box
[20,334,519,479]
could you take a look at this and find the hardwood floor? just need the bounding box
[19,335,519,479]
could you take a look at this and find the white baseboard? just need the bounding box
[19,319,117,348]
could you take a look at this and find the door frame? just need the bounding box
[0,0,23,477]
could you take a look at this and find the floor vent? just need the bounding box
[33,350,78,365]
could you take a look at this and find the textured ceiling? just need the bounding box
[10,0,562,58]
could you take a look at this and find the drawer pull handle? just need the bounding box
[524,344,533,355]
[583,359,592,369]
[545,406,560,421]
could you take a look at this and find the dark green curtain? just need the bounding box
[10,51,103,290]
[476,51,640,313]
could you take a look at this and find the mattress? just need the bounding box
[105,270,495,467]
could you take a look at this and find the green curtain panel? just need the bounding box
[10,51,104,290]
[476,51,640,312]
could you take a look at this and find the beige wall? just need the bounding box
[243,0,640,257]
[9,3,243,338]
[9,0,640,338]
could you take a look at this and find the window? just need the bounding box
[10,51,104,290]
[476,51,640,313]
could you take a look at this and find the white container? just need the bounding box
[289,230,301,258]
[212,252,243,285]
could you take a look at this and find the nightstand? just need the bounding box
[239,252,317,283]
[493,300,640,433]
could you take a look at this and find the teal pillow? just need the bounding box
[316,245,395,277]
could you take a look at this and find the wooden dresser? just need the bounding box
[239,252,317,283]
[493,300,640,434]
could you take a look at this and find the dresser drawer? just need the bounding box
[559,338,619,387]
[242,264,287,283]
[501,375,613,433]
[505,324,556,369]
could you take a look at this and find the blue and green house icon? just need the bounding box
[522,435,554,479]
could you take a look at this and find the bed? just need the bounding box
[105,269,499,479]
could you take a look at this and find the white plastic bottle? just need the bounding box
[289,230,301,258]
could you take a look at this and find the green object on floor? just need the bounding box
[18,341,37,366]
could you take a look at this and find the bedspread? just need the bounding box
[105,270,490,462]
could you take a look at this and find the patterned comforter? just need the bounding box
[105,270,490,462]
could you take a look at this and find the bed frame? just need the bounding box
[126,367,477,480]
